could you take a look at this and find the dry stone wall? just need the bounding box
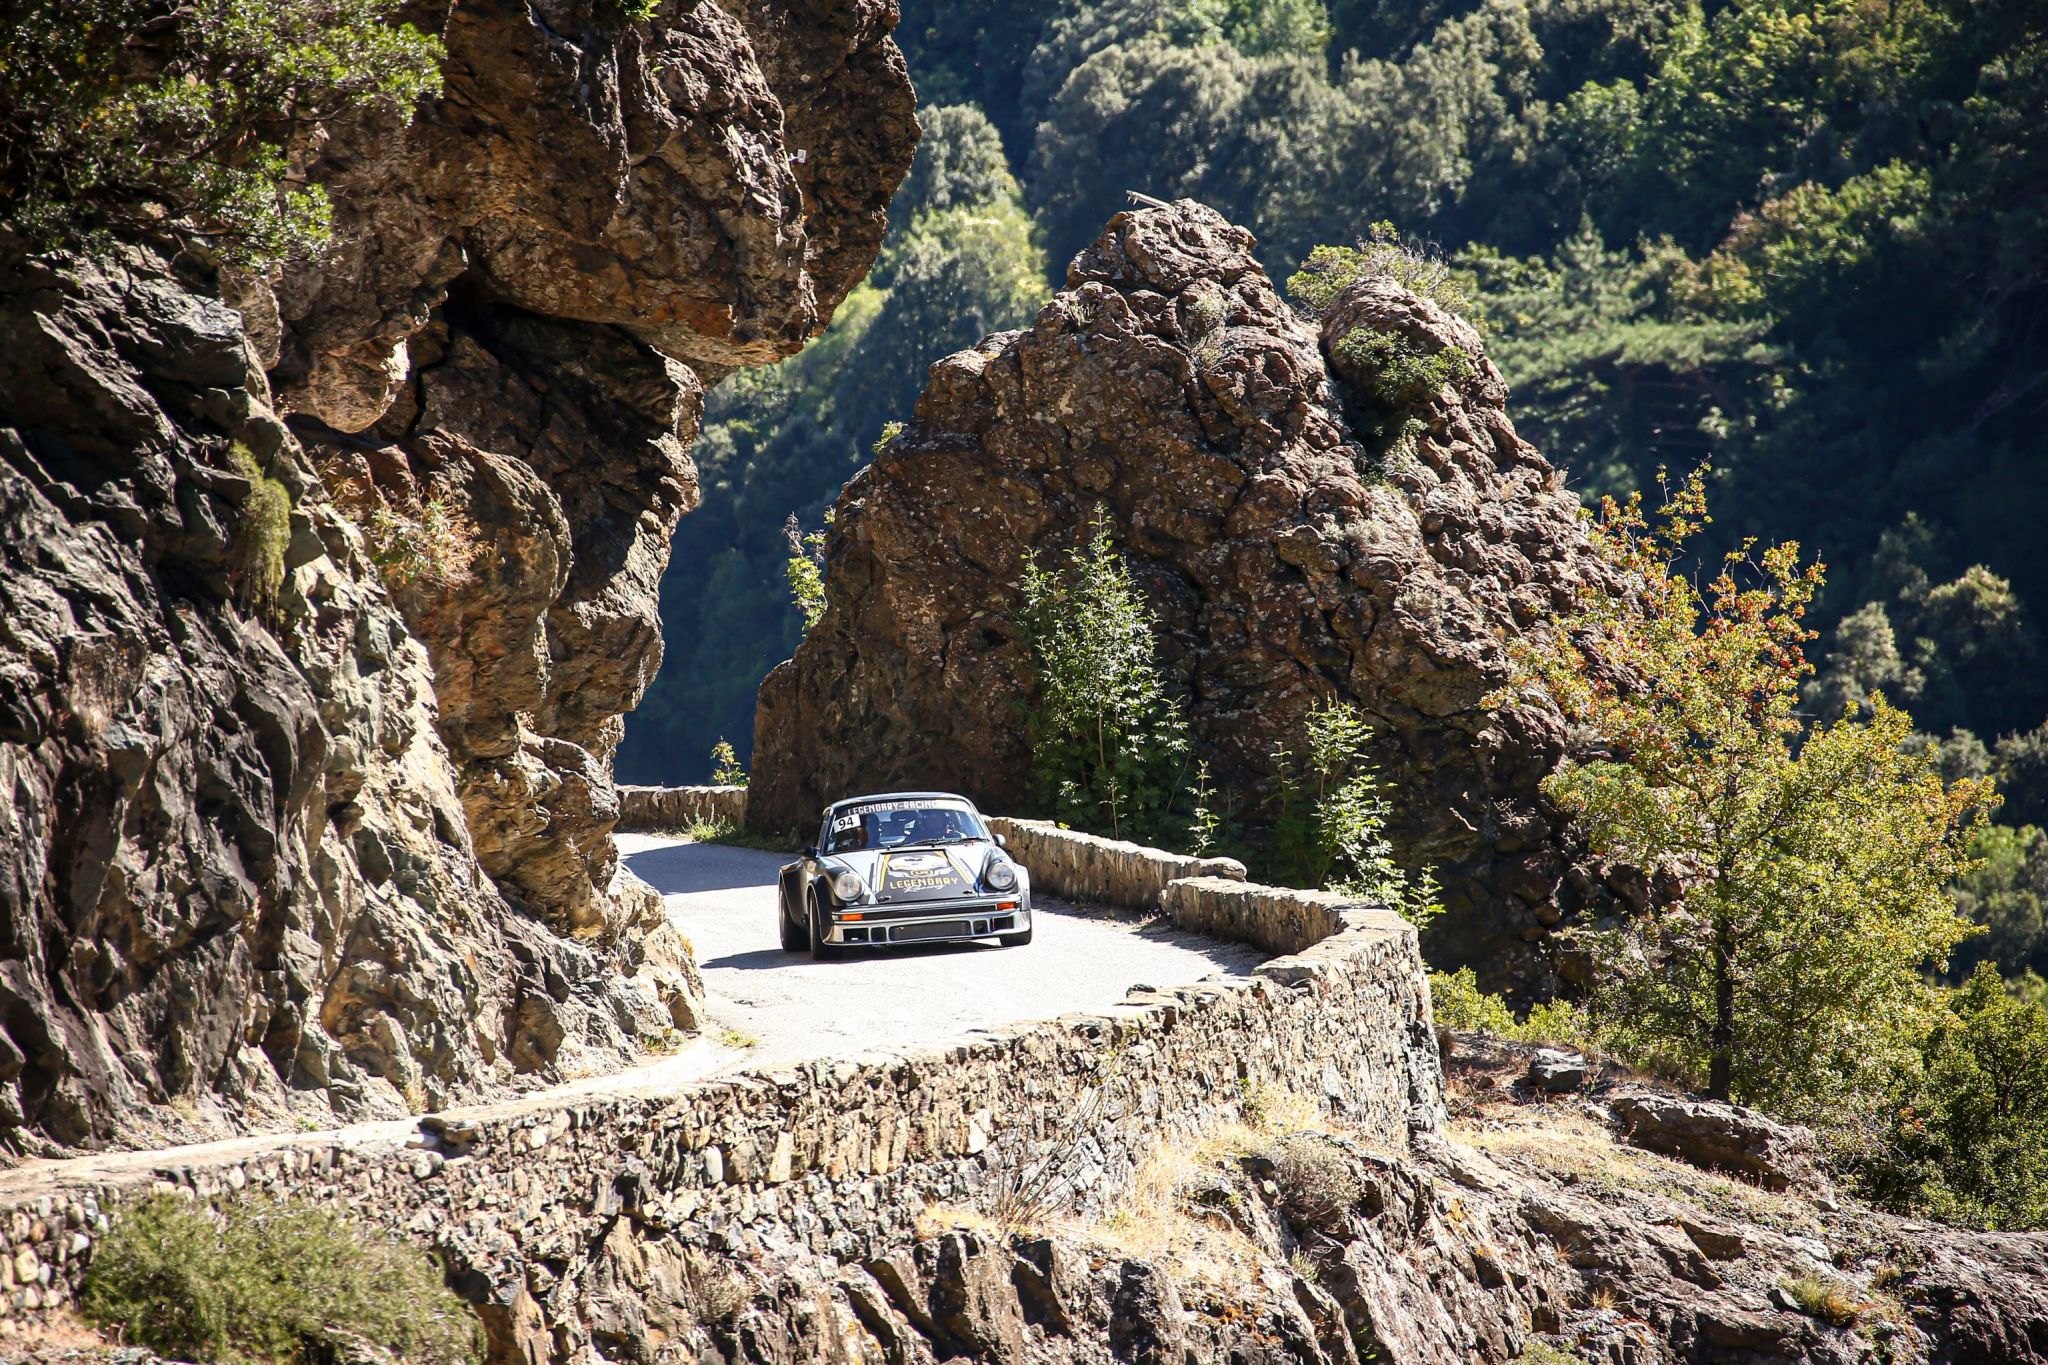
[0,822,1442,1361]
[1163,876,1379,956]
[617,784,750,831]
[985,817,1248,911]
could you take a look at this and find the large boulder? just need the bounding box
[1610,1091,1824,1192]
[751,201,1607,989]
[0,0,915,1150]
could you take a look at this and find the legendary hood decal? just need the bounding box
[876,848,977,902]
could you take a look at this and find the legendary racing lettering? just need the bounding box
[830,798,973,833]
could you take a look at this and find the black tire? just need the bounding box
[778,883,807,952]
[809,891,844,961]
[999,923,1034,947]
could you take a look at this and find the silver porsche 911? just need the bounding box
[776,792,1032,959]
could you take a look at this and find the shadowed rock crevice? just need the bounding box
[752,201,1613,993]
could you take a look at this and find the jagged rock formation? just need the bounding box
[0,0,915,1152]
[753,201,1606,990]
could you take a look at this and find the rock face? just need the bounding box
[753,201,1605,989]
[0,0,914,1151]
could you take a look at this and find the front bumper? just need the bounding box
[819,898,1030,947]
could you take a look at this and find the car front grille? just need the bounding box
[888,919,971,943]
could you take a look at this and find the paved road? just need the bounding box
[619,834,1269,1072]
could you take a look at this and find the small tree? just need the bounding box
[1018,512,1189,842]
[783,511,829,630]
[1505,469,1986,1112]
[1270,699,1440,926]
[709,739,747,788]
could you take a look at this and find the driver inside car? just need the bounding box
[905,809,965,844]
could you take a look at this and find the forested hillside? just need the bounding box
[623,0,2046,975]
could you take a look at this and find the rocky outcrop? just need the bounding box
[752,200,1609,991]
[1612,1090,1824,1192]
[0,0,915,1152]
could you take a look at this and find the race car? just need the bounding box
[776,792,1032,959]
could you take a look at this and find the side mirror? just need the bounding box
[994,833,1008,849]
[804,844,818,860]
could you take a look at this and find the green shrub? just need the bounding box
[1429,967,1520,1035]
[228,444,292,626]
[1331,326,1477,410]
[82,1194,482,1364]
[1855,963,2048,1230]
[1,0,443,268]
[1512,1343,1584,1365]
[1286,223,1476,320]
[1429,967,1596,1050]
[783,511,830,630]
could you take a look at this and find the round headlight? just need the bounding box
[984,859,1018,891]
[829,868,865,902]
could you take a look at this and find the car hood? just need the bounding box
[826,844,995,905]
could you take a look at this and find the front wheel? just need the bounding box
[779,886,807,952]
[999,922,1033,947]
[810,895,844,961]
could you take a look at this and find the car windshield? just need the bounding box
[822,801,988,853]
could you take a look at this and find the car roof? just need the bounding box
[823,791,978,814]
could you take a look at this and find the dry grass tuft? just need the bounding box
[1782,1274,1864,1328]
[916,1202,1004,1241]
[1262,1133,1363,1232]
[681,1248,749,1325]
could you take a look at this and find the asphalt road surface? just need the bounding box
[618,833,1269,1072]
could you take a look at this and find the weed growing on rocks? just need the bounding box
[82,1193,482,1364]
[227,443,292,627]
[1262,1133,1364,1233]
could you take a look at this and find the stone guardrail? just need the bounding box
[617,783,748,831]
[984,816,1247,911]
[0,819,1443,1361]
[1162,876,1376,956]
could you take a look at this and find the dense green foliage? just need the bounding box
[82,1194,482,1364]
[1429,966,1594,1048]
[1504,473,1984,1112]
[1855,964,2048,1230]
[0,0,443,267]
[1018,515,1191,841]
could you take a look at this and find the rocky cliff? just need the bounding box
[0,0,915,1153]
[752,201,1606,991]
